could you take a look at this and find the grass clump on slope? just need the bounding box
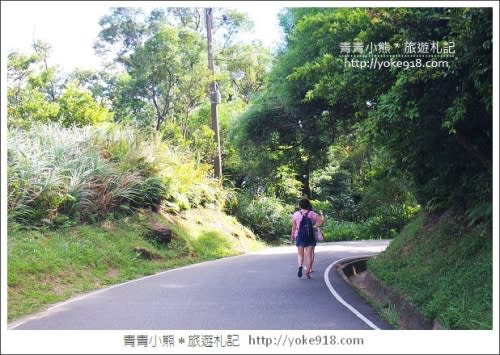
[368,210,492,329]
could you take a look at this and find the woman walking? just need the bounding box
[291,198,324,279]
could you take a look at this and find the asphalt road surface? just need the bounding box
[9,240,392,330]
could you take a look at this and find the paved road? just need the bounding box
[9,240,392,330]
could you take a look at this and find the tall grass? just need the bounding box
[8,123,230,226]
[7,123,262,322]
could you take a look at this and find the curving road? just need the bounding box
[9,240,392,330]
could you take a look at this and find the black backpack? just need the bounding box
[298,211,315,243]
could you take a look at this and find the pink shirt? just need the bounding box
[292,209,319,238]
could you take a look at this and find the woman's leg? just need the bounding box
[297,246,304,277]
[311,246,315,272]
[297,246,305,266]
[304,246,314,278]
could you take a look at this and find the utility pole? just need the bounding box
[205,8,222,179]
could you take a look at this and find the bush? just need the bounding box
[357,215,399,239]
[322,219,359,241]
[233,192,293,244]
[319,205,416,242]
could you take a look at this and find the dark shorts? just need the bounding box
[295,236,316,248]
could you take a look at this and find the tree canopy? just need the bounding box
[232,8,492,220]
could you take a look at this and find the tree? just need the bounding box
[31,40,59,101]
[94,7,264,134]
[127,26,209,131]
[359,8,492,210]
[66,68,115,108]
[94,7,148,67]
[234,7,492,220]
[7,43,112,129]
[212,8,253,48]
[7,48,60,128]
[216,43,272,103]
[57,83,113,127]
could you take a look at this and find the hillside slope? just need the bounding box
[367,210,492,329]
[8,208,265,322]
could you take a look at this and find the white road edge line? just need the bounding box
[7,254,246,330]
[324,255,381,330]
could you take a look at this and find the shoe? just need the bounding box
[306,271,311,279]
[297,266,303,278]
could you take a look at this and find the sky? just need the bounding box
[2,1,285,73]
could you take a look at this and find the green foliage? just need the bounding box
[216,43,272,103]
[269,166,304,202]
[94,7,148,61]
[465,201,492,229]
[106,72,156,127]
[229,95,312,200]
[190,231,235,259]
[357,214,400,240]
[187,99,249,170]
[369,211,492,329]
[57,83,113,127]
[94,7,264,137]
[361,9,492,210]
[321,219,358,242]
[7,45,113,130]
[231,7,491,248]
[90,123,232,212]
[379,303,401,329]
[7,123,230,226]
[232,192,293,244]
[7,49,60,128]
[321,212,412,242]
[4,7,494,333]
[127,25,209,131]
[8,87,60,128]
[309,136,420,240]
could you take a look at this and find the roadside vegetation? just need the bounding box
[8,207,263,322]
[369,211,492,329]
